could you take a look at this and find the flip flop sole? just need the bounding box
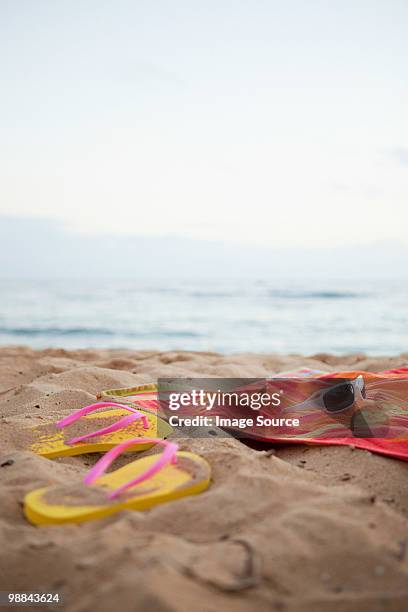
[24,451,210,525]
[28,409,173,458]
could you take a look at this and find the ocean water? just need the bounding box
[0,278,406,355]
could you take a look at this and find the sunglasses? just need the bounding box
[291,375,366,414]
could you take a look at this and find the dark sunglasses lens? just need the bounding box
[361,383,366,399]
[323,383,354,412]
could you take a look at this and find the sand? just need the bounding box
[1,346,408,612]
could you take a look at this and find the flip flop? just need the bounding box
[24,438,211,525]
[98,383,159,413]
[26,402,173,459]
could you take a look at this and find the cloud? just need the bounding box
[1,216,408,280]
[390,148,408,166]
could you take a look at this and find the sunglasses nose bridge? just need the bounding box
[354,376,366,402]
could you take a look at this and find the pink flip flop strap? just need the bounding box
[84,438,179,499]
[55,402,149,446]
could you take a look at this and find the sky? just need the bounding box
[2,216,408,278]
[1,0,408,248]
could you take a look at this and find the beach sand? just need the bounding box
[1,347,408,611]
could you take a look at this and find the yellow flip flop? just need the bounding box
[27,402,172,459]
[24,438,211,525]
[98,382,159,411]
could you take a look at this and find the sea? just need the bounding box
[0,278,406,355]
